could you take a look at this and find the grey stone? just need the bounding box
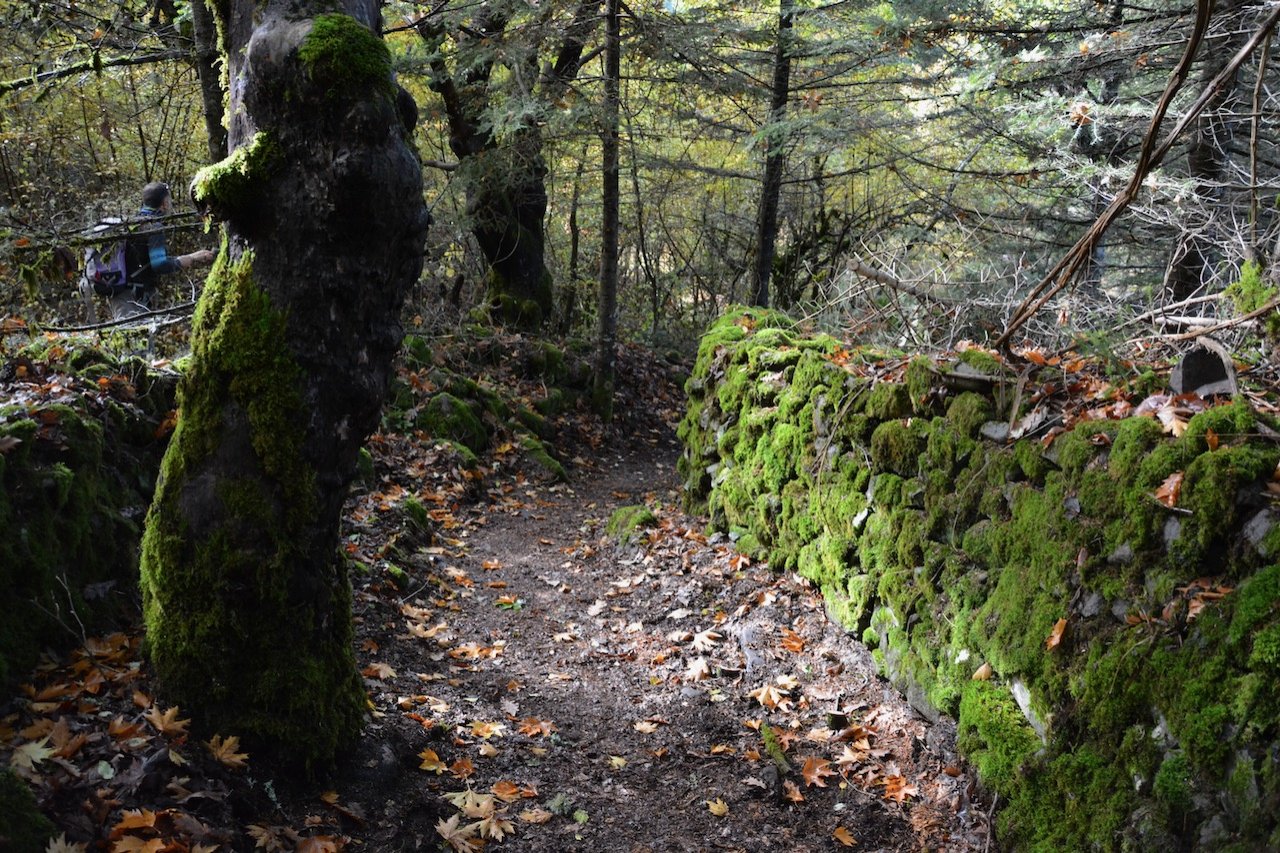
[1011,678,1048,742]
[1163,517,1182,550]
[1243,509,1277,556]
[1081,591,1104,619]
[1108,542,1134,565]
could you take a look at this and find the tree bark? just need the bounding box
[594,0,620,420]
[190,0,227,162]
[416,0,600,329]
[750,0,793,308]
[139,0,428,770]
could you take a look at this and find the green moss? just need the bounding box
[518,432,566,482]
[870,419,925,476]
[0,769,53,853]
[298,13,394,99]
[139,248,364,773]
[415,392,488,453]
[956,347,1004,375]
[607,504,658,545]
[957,680,1039,792]
[1224,260,1280,339]
[191,131,278,218]
[946,392,993,438]
[864,382,911,420]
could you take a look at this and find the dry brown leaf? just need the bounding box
[782,779,805,802]
[1154,471,1184,508]
[143,705,190,737]
[800,756,836,788]
[972,662,993,681]
[418,748,446,773]
[206,734,250,769]
[519,807,553,824]
[1045,617,1068,651]
[706,798,729,816]
[833,825,857,847]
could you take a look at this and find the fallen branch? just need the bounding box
[39,301,197,333]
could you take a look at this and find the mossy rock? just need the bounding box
[607,504,659,545]
[518,432,566,482]
[415,392,488,453]
[0,768,54,852]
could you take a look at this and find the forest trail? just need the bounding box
[345,430,992,852]
[7,386,991,852]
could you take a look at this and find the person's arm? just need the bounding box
[148,231,214,274]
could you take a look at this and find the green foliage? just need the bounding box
[1225,261,1280,339]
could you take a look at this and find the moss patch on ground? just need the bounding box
[679,306,1280,850]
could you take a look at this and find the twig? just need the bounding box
[39,301,197,333]
[1165,294,1280,341]
[847,259,963,304]
[1120,293,1223,328]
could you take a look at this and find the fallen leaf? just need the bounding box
[44,834,88,853]
[1205,427,1219,451]
[1154,471,1184,508]
[1045,617,1067,651]
[782,779,805,802]
[633,720,659,734]
[609,755,627,769]
[435,813,479,852]
[361,662,397,680]
[519,808,553,824]
[800,756,836,788]
[833,825,857,847]
[779,628,806,653]
[9,736,55,771]
[684,657,711,682]
[448,757,475,779]
[143,705,190,737]
[706,798,729,816]
[691,628,722,652]
[418,748,446,773]
[883,775,919,802]
[206,734,249,769]
[972,662,993,681]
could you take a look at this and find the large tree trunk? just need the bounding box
[139,0,428,770]
[463,134,555,326]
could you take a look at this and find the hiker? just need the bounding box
[110,181,215,320]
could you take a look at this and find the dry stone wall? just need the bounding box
[678,307,1280,851]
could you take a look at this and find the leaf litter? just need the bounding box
[2,343,991,851]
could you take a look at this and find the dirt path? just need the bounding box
[351,432,992,852]
[5,427,992,852]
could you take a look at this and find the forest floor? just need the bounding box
[7,345,992,853]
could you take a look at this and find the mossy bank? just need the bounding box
[0,344,176,691]
[679,307,1280,851]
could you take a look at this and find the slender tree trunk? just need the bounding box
[560,155,587,335]
[594,0,620,420]
[190,0,227,162]
[750,0,793,308]
[1169,2,1244,300]
[139,0,428,770]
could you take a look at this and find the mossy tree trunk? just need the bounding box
[139,0,428,770]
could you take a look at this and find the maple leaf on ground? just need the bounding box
[691,628,722,652]
[418,748,446,773]
[449,757,476,779]
[684,657,711,682]
[519,808,553,824]
[470,720,506,739]
[748,683,790,710]
[491,780,523,802]
[9,736,55,771]
[633,720,659,734]
[361,662,397,680]
[206,734,250,769]
[445,789,496,819]
[779,627,805,653]
[782,780,805,802]
[473,813,516,841]
[246,824,299,852]
[706,798,729,816]
[143,705,190,737]
[110,810,157,837]
[882,775,919,803]
[517,717,557,737]
[436,814,480,852]
[800,756,837,788]
[45,834,88,853]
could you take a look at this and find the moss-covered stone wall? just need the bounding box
[0,345,175,691]
[679,307,1280,851]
